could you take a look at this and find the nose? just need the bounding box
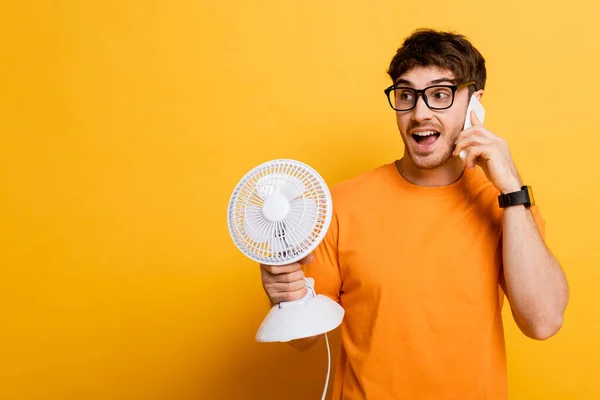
[412,94,434,123]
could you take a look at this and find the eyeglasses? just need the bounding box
[384,81,476,111]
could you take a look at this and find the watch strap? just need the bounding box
[498,186,533,208]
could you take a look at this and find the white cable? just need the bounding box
[303,277,331,400]
[322,332,331,400]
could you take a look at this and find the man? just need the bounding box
[259,29,568,400]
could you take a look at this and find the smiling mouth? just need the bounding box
[411,130,441,151]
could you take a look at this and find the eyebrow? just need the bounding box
[394,77,456,87]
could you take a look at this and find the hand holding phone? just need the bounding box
[459,96,486,161]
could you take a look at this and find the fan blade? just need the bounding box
[284,197,319,247]
[255,172,308,202]
[243,204,268,243]
[268,236,288,253]
[280,174,308,201]
[255,173,284,198]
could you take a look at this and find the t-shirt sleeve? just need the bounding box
[303,210,343,304]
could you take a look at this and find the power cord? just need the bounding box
[303,277,331,400]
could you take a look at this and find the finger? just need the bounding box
[271,287,308,303]
[456,126,477,143]
[261,270,303,287]
[261,262,301,275]
[470,109,483,127]
[276,269,305,284]
[456,124,492,143]
[464,145,487,169]
[263,272,305,289]
[264,283,305,299]
[453,134,492,157]
[298,253,314,265]
[272,279,306,293]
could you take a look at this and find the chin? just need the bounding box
[403,130,457,171]
[409,150,452,170]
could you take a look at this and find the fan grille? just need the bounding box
[227,159,332,265]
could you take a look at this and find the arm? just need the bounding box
[501,204,568,340]
[455,109,569,340]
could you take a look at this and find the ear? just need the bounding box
[473,89,484,101]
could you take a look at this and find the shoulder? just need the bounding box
[329,162,395,206]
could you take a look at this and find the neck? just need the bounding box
[396,152,465,187]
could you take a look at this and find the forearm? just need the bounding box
[502,205,568,340]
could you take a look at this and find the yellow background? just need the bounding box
[1,0,598,399]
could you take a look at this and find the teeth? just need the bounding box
[413,131,438,137]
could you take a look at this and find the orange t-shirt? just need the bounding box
[304,161,545,400]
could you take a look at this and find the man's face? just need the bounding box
[394,66,473,170]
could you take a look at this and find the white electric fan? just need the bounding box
[227,159,345,399]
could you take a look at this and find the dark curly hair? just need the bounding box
[387,29,487,93]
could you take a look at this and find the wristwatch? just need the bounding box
[498,186,535,208]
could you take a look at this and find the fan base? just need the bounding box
[255,280,345,342]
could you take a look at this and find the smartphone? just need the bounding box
[463,95,485,130]
[459,96,486,160]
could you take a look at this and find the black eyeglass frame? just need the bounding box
[384,81,477,111]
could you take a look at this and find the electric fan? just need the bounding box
[227,159,345,399]
[227,159,345,343]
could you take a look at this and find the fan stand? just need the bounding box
[255,278,345,342]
